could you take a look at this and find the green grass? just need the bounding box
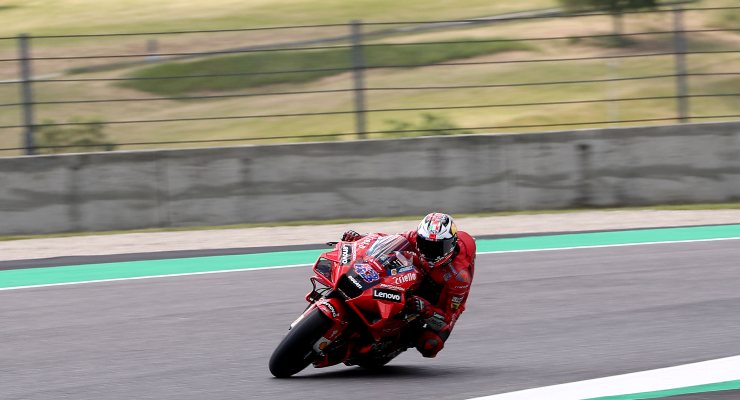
[714,10,740,31]
[705,0,740,32]
[2,202,739,242]
[119,39,534,95]
[0,41,735,157]
[0,0,558,37]
[0,0,737,157]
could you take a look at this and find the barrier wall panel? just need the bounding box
[0,121,738,235]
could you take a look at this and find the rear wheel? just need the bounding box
[269,308,332,378]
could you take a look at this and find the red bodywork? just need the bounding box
[294,233,422,368]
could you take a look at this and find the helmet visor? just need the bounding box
[416,234,455,262]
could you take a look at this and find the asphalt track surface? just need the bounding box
[2,239,740,399]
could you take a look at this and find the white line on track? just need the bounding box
[2,236,739,292]
[476,236,740,256]
[468,355,740,400]
[4,235,740,399]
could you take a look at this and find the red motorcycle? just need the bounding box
[269,233,424,378]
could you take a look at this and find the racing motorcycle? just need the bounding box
[269,233,424,378]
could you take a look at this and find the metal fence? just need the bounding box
[1,5,739,155]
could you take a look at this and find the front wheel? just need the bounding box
[269,307,332,378]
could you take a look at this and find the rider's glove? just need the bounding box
[407,295,434,319]
[341,230,362,242]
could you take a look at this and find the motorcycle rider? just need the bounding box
[341,212,476,358]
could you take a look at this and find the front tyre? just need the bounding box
[269,307,332,378]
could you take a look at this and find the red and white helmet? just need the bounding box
[415,212,458,268]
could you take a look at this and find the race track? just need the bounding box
[2,239,740,399]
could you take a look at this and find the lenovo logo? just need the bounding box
[372,288,402,303]
[340,244,353,265]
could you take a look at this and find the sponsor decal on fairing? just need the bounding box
[450,295,464,310]
[389,265,414,276]
[357,237,372,249]
[379,283,405,291]
[340,244,353,265]
[347,275,363,289]
[372,288,402,303]
[354,264,380,283]
[392,272,417,285]
[322,301,338,318]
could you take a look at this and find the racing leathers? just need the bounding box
[341,229,476,358]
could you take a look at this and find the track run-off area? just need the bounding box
[1,224,740,399]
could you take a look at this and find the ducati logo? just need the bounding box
[347,275,363,289]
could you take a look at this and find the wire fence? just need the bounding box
[1,4,739,155]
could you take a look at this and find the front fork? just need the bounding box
[300,279,351,367]
[312,298,349,355]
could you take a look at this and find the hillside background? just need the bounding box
[0,0,737,155]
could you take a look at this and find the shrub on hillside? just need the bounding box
[383,113,472,138]
[35,118,116,154]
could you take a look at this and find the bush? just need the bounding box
[382,113,472,138]
[558,0,657,13]
[35,118,116,154]
[559,0,658,47]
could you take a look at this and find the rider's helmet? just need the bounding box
[415,212,458,268]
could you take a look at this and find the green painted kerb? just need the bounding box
[1,224,739,290]
[475,224,740,253]
[586,379,740,399]
[0,249,325,289]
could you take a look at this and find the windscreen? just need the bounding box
[365,234,411,261]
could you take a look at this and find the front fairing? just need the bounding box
[311,235,421,338]
[312,233,413,288]
[307,235,422,367]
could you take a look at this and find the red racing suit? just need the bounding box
[343,229,476,358]
[401,230,476,357]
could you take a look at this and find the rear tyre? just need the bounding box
[269,308,332,378]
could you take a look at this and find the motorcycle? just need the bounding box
[269,233,424,378]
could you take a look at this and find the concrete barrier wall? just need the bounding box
[1,121,739,235]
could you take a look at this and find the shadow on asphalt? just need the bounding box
[283,364,476,380]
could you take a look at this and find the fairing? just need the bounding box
[307,233,422,366]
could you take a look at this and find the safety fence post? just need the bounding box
[18,33,35,155]
[672,5,689,123]
[350,20,367,139]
